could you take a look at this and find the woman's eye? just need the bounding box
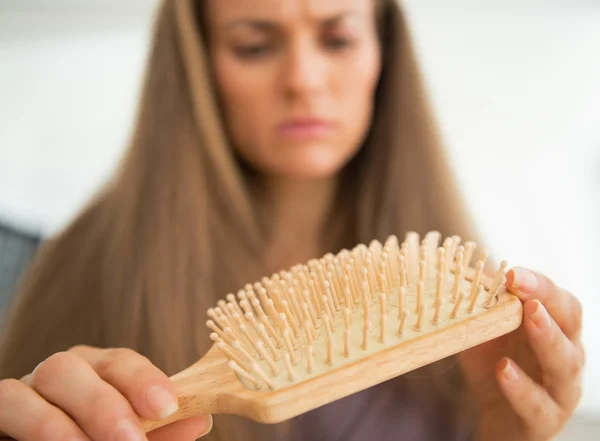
[234,44,272,59]
[324,37,354,51]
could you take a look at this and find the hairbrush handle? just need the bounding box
[141,346,241,433]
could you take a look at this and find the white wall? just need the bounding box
[0,0,156,234]
[1,0,599,421]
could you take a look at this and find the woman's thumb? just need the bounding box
[148,414,213,440]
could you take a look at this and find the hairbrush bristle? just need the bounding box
[206,231,505,391]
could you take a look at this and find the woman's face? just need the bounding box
[206,0,382,179]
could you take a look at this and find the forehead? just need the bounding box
[206,0,375,23]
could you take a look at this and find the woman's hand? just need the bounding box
[460,267,585,441]
[0,346,212,441]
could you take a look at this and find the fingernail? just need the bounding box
[114,420,146,441]
[527,299,550,330]
[502,359,519,382]
[511,267,538,295]
[196,415,214,439]
[146,386,179,419]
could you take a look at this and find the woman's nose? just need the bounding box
[282,39,327,99]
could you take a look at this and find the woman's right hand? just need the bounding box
[0,345,213,441]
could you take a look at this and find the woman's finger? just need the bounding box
[69,345,179,421]
[29,351,148,441]
[496,358,565,439]
[0,378,90,441]
[522,300,584,410]
[148,415,213,441]
[506,267,583,340]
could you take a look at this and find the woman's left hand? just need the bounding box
[460,267,585,441]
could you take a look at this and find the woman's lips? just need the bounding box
[276,119,335,140]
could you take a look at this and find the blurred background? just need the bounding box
[0,0,598,438]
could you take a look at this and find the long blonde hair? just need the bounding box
[0,0,481,439]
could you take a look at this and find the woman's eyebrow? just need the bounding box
[223,20,277,31]
[321,11,363,26]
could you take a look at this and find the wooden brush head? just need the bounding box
[191,231,522,424]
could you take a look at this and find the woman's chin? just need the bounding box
[269,157,348,180]
[267,147,358,179]
[239,142,360,180]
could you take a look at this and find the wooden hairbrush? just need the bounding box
[142,231,523,432]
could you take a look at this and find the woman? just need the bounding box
[0,0,585,440]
